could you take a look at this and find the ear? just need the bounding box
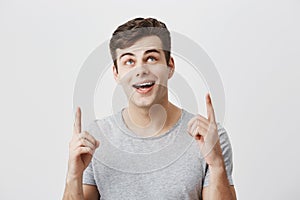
[112,65,119,83]
[167,57,175,79]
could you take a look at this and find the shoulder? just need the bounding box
[181,109,197,124]
[84,111,121,134]
[215,122,232,147]
[215,123,233,163]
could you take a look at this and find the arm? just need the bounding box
[187,94,236,200]
[62,107,100,200]
[83,185,100,200]
[63,177,100,200]
[203,184,236,200]
[202,147,236,200]
[63,175,84,200]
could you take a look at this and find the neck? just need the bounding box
[123,98,181,137]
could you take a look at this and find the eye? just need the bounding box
[147,56,157,63]
[125,59,135,65]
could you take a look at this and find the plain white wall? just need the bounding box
[1,0,300,199]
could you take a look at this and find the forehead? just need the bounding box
[116,35,163,57]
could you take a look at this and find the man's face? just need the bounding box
[113,35,174,108]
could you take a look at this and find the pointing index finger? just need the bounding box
[206,93,216,122]
[73,107,82,134]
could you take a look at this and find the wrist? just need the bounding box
[66,172,83,184]
[207,156,227,175]
[208,163,231,189]
[209,163,226,175]
[63,174,84,200]
[208,156,225,168]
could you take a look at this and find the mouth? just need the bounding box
[132,81,156,94]
[132,81,155,89]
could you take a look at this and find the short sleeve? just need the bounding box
[202,123,234,187]
[82,120,98,186]
[82,161,96,185]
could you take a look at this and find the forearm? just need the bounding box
[62,175,84,200]
[207,161,236,200]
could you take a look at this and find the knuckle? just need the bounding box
[74,148,80,155]
[78,131,85,137]
[79,138,86,146]
[210,123,217,131]
[78,148,84,154]
[78,147,87,154]
[84,147,91,154]
[83,131,90,136]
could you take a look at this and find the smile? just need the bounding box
[132,81,156,94]
[132,81,155,89]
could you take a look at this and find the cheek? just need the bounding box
[118,68,135,84]
[150,67,169,83]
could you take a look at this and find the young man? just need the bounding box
[63,17,236,200]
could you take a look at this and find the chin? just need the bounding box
[127,87,167,109]
[131,99,155,108]
[128,95,156,108]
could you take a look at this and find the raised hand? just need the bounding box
[187,93,223,166]
[67,107,100,179]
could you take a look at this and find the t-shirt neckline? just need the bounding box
[116,107,186,140]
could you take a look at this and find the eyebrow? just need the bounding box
[118,49,161,60]
[144,49,160,55]
[119,52,135,60]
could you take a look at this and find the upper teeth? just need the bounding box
[136,82,154,87]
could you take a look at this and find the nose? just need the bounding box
[135,64,150,77]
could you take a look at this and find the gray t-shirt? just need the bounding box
[83,109,234,200]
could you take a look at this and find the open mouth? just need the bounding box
[132,81,155,89]
[132,81,156,94]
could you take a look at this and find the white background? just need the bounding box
[1,0,300,199]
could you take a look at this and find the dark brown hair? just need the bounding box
[109,17,171,72]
